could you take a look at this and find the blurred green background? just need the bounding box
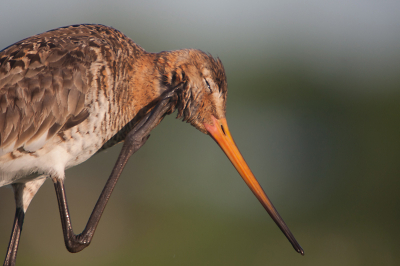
[1,1,399,265]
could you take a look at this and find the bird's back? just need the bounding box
[0,24,147,186]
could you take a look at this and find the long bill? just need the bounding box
[204,115,304,255]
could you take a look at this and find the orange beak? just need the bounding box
[204,115,304,255]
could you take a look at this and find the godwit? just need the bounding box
[0,24,303,265]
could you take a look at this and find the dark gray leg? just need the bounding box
[3,208,24,266]
[4,178,46,266]
[54,91,176,253]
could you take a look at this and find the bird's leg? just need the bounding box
[53,89,177,253]
[3,207,24,266]
[3,178,46,266]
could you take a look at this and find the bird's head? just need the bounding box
[157,49,227,134]
[157,49,303,255]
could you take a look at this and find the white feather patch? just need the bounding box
[0,141,16,157]
[23,132,48,152]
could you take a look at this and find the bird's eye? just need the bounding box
[204,79,211,92]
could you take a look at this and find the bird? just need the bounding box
[0,24,303,265]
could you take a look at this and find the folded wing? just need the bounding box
[0,33,91,156]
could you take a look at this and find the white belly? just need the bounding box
[0,108,116,187]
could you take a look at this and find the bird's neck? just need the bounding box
[154,49,194,88]
[123,49,193,123]
[127,52,165,111]
[99,52,168,151]
[126,49,192,114]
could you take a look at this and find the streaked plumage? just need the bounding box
[1,24,302,266]
[0,24,227,187]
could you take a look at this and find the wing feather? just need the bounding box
[0,27,98,156]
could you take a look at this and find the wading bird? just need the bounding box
[0,24,303,266]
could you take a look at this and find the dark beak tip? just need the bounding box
[296,246,305,256]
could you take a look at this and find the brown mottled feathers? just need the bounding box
[0,24,145,155]
[0,24,228,155]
